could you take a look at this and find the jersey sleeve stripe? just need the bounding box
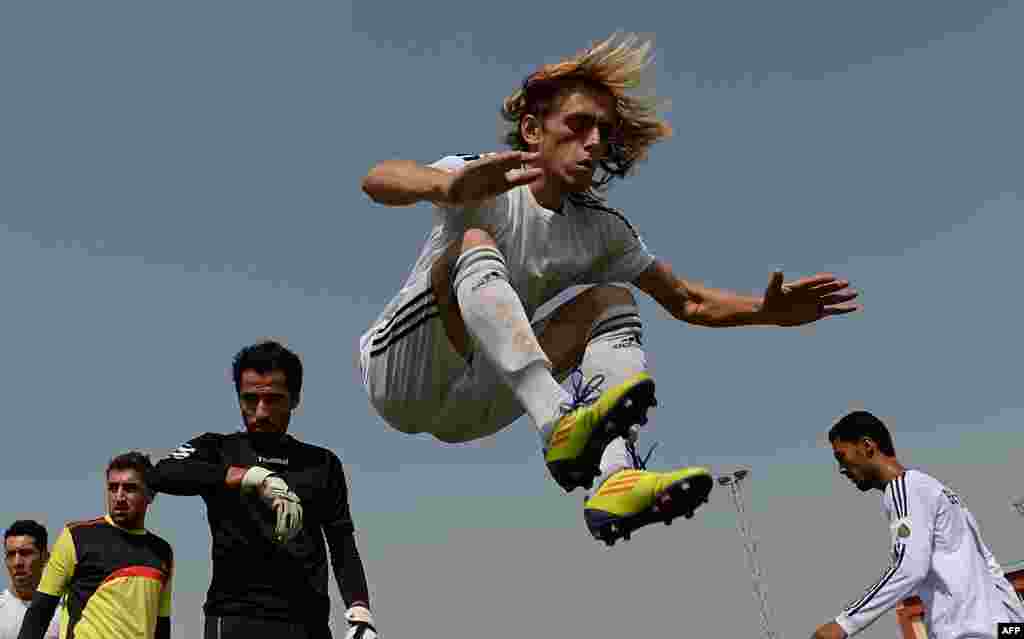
[898,474,908,518]
[844,544,906,615]
[888,475,907,520]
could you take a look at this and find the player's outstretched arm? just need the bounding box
[361,160,454,206]
[634,259,860,327]
[361,151,541,207]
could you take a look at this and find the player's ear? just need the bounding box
[521,114,542,147]
[861,436,876,458]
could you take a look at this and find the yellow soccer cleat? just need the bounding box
[584,466,713,546]
[542,371,657,493]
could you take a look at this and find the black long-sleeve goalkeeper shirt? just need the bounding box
[150,431,370,623]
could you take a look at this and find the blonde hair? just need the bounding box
[501,33,673,191]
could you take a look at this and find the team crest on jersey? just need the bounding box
[890,516,912,543]
[167,443,195,460]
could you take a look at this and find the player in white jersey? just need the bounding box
[359,33,861,545]
[2,521,59,639]
[811,411,1024,639]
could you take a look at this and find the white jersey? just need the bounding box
[362,153,656,346]
[836,470,1024,639]
[0,588,60,639]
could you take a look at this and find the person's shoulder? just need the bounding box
[61,516,108,545]
[66,516,107,531]
[904,469,944,493]
[890,470,944,508]
[288,436,341,463]
[159,432,227,461]
[145,531,174,558]
[568,193,639,236]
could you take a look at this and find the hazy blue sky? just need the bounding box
[2,2,1021,638]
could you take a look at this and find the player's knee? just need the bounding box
[460,228,498,252]
[451,233,510,295]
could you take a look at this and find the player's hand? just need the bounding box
[760,270,860,327]
[241,466,304,544]
[811,621,847,639]
[260,476,303,544]
[444,151,543,206]
[344,605,379,639]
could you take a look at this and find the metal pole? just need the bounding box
[719,469,778,639]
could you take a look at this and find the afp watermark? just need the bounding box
[998,622,1024,636]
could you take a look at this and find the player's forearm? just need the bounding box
[682,283,767,327]
[835,555,927,635]
[151,459,247,495]
[362,160,453,207]
[155,616,171,639]
[16,592,60,639]
[326,526,370,609]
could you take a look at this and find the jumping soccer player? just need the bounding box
[811,411,1024,639]
[359,33,861,545]
[151,341,377,639]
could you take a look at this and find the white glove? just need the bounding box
[241,466,303,544]
[344,605,378,639]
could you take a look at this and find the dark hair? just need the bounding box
[232,341,303,407]
[828,411,896,456]
[107,451,155,498]
[4,520,48,551]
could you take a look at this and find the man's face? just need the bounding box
[832,440,875,492]
[107,468,150,529]
[527,85,619,194]
[238,369,292,435]
[4,535,46,599]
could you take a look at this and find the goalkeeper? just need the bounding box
[151,341,378,639]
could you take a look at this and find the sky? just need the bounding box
[1,1,1022,637]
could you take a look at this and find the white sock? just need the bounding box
[453,246,570,432]
[570,304,651,485]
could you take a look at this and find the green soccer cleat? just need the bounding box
[584,466,713,546]
[542,371,657,493]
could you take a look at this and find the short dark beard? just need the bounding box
[110,511,144,530]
